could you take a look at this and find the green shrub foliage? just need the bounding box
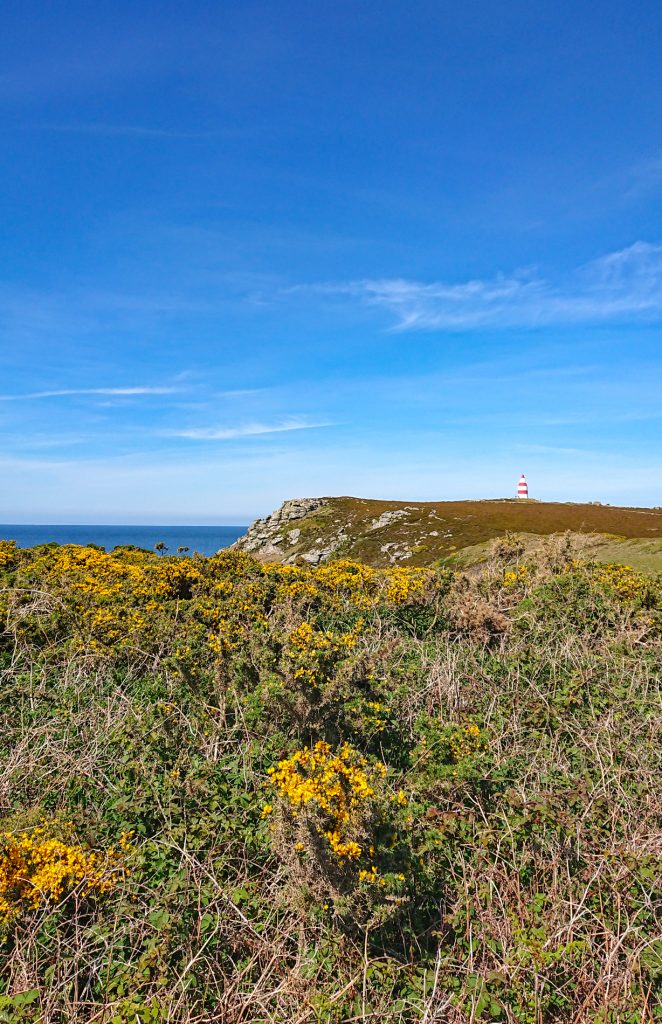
[0,538,660,1021]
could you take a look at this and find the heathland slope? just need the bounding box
[0,538,660,1021]
[232,495,662,568]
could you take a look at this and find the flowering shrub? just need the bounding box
[0,540,18,571]
[283,619,364,687]
[265,559,437,610]
[314,560,378,609]
[24,545,201,602]
[381,565,432,604]
[0,824,131,927]
[448,723,486,761]
[266,741,386,867]
[593,562,654,603]
[362,700,391,734]
[503,564,529,588]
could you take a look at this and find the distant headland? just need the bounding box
[231,496,662,570]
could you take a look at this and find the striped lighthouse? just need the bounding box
[517,473,529,499]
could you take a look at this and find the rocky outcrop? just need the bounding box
[369,509,411,531]
[230,498,327,559]
[380,541,413,563]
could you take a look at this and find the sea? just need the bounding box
[0,524,247,558]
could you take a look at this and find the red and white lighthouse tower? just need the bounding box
[517,473,529,499]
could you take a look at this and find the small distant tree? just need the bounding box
[177,546,189,555]
[155,541,168,556]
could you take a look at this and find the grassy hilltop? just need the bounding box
[232,496,662,570]
[0,537,660,1022]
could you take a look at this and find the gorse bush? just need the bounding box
[0,540,660,1022]
[0,823,131,926]
[266,740,385,863]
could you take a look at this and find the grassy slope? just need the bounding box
[279,497,662,568]
[442,534,662,572]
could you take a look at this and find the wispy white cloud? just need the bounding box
[299,241,662,331]
[0,386,180,402]
[169,418,333,441]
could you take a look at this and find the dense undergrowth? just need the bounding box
[0,536,660,1023]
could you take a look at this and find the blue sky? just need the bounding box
[1,0,661,523]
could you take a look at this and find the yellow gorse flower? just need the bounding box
[0,540,18,570]
[284,619,365,687]
[503,565,529,588]
[593,563,652,602]
[0,825,132,926]
[267,741,386,863]
[9,545,455,667]
[264,559,436,609]
[448,723,485,761]
[14,545,205,655]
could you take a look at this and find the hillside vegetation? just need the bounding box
[0,537,660,1022]
[232,497,662,569]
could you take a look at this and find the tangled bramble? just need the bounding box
[0,825,132,926]
[267,741,386,863]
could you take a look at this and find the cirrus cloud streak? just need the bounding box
[0,386,180,402]
[168,418,333,441]
[301,241,662,331]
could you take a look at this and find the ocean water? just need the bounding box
[0,524,247,558]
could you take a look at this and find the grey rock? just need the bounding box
[300,542,337,565]
[369,509,410,531]
[379,541,412,564]
[231,497,326,556]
